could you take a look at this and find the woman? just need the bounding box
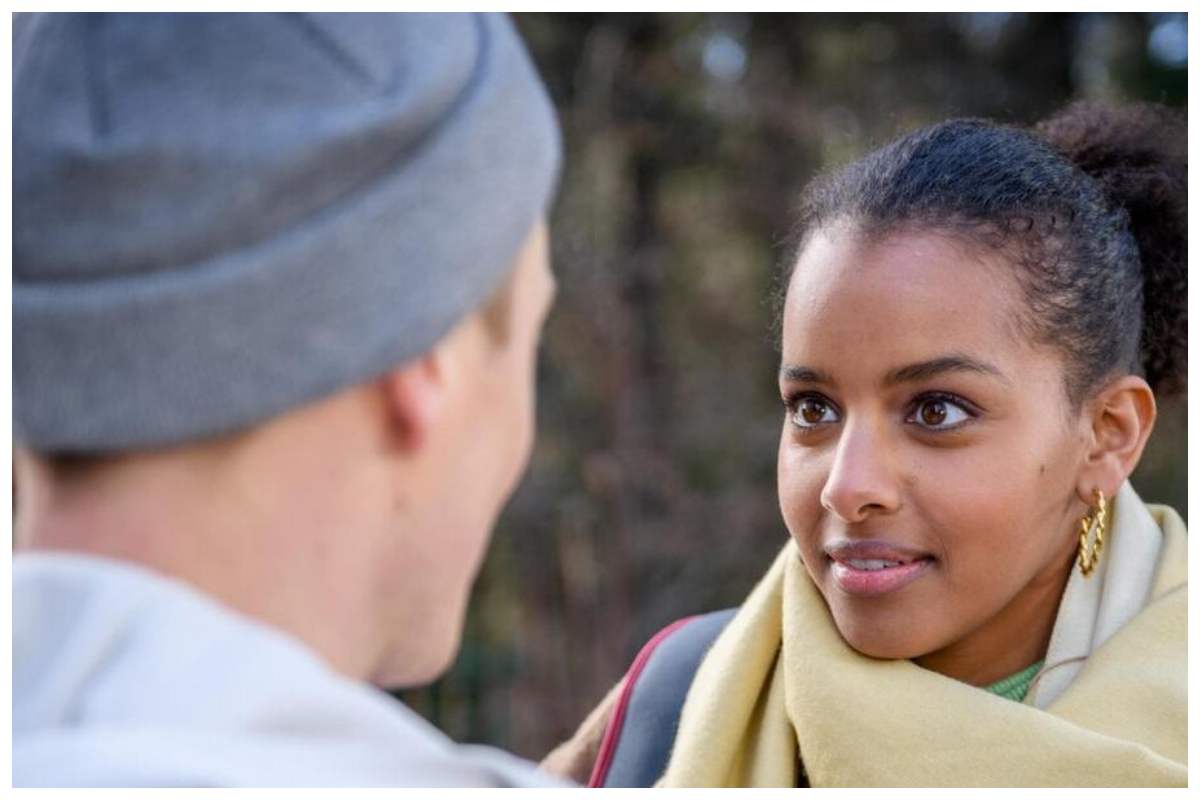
[544,102,1186,787]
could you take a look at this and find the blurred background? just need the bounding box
[401,11,1188,759]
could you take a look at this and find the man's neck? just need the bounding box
[15,446,385,683]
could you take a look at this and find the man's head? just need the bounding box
[13,13,561,687]
[367,219,556,683]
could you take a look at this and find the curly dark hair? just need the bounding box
[779,102,1186,404]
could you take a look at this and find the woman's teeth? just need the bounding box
[845,559,902,571]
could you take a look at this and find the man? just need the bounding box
[13,13,566,787]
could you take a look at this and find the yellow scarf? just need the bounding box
[659,488,1187,787]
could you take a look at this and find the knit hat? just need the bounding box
[13,12,561,452]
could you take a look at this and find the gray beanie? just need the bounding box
[13,12,561,452]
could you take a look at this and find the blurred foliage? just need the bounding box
[401,12,1187,759]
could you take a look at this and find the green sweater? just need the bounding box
[985,661,1043,702]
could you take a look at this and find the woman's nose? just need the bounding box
[819,420,902,523]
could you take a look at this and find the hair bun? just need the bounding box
[1036,102,1187,396]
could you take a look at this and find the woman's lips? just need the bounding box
[824,539,934,597]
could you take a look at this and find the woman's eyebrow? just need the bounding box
[884,354,1011,387]
[779,365,832,384]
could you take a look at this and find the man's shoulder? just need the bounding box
[12,552,565,787]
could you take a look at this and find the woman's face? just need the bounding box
[778,224,1090,682]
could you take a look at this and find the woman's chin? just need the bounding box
[831,615,932,662]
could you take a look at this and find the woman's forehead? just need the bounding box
[781,227,1030,379]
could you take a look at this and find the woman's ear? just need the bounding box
[1075,375,1156,503]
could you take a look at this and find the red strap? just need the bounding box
[587,615,701,787]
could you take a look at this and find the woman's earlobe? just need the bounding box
[1077,375,1156,500]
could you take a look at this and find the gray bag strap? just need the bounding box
[593,609,736,787]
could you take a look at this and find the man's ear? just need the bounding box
[1075,375,1156,503]
[380,351,449,453]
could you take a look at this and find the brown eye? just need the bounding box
[909,396,971,430]
[800,398,827,424]
[920,400,947,427]
[794,396,834,427]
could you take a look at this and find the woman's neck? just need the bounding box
[914,547,1076,687]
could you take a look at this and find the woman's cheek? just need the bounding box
[777,448,826,546]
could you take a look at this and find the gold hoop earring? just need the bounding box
[1077,489,1108,577]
